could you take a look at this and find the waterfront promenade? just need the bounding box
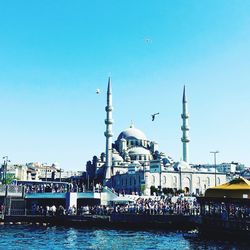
[2,181,250,239]
[0,184,201,230]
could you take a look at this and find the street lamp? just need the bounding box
[3,156,10,184]
[210,151,219,186]
[45,165,48,181]
[59,168,62,182]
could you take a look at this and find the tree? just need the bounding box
[150,186,158,195]
[153,150,160,160]
[162,187,174,195]
[140,184,146,195]
[100,152,106,162]
[176,189,185,195]
[5,173,18,184]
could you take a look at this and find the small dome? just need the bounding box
[131,161,141,165]
[162,157,174,165]
[117,125,147,141]
[165,166,175,171]
[128,147,151,155]
[112,154,124,162]
[173,161,191,171]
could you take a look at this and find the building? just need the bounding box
[2,162,67,182]
[192,162,246,175]
[86,78,227,195]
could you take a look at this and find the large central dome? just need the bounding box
[117,125,147,141]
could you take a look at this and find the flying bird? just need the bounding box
[96,88,100,94]
[151,112,159,121]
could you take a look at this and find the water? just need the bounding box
[0,225,248,250]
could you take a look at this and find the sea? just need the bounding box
[0,225,248,250]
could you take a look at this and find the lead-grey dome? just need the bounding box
[117,125,147,141]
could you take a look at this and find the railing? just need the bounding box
[0,185,6,196]
[6,208,25,216]
[0,185,23,197]
[104,186,118,196]
[7,186,23,197]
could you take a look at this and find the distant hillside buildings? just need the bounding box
[1,162,82,183]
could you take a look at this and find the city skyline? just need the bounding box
[0,1,250,170]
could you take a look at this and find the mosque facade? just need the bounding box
[88,78,226,195]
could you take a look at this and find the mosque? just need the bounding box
[87,78,226,196]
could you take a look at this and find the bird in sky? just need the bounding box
[151,112,159,121]
[96,88,100,94]
[145,38,152,43]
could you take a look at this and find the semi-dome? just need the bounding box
[117,125,147,141]
[128,147,151,155]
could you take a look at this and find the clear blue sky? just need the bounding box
[0,0,250,170]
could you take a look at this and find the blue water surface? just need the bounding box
[0,225,248,250]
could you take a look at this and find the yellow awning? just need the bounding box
[208,177,250,190]
[205,177,250,198]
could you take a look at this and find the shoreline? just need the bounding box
[0,213,198,230]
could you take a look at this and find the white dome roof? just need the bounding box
[173,161,191,171]
[117,125,147,141]
[112,154,124,162]
[128,147,151,155]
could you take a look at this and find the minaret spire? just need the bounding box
[181,85,190,163]
[104,77,113,182]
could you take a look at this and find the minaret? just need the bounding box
[181,86,190,163]
[104,77,113,181]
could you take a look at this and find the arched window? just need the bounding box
[207,177,210,187]
[217,177,220,185]
[163,176,167,184]
[173,176,177,187]
[152,175,155,184]
[183,177,191,192]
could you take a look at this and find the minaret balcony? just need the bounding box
[181,137,190,143]
[105,119,113,125]
[105,106,113,112]
[181,126,190,131]
[181,114,189,119]
[104,131,113,137]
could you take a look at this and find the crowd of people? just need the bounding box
[25,184,67,193]
[28,196,200,217]
[24,183,81,193]
[30,204,76,216]
[203,202,250,220]
[23,183,103,194]
[79,196,200,216]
